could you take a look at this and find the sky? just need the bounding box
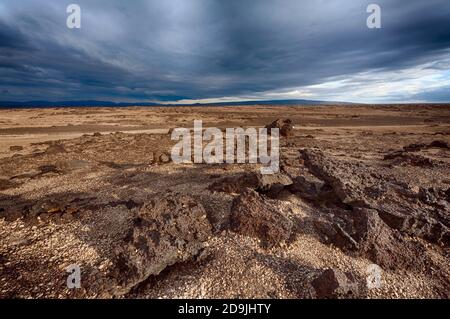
[1,0,450,104]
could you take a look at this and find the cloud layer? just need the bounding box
[1,0,450,103]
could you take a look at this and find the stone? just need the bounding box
[9,146,23,152]
[153,151,171,164]
[110,194,212,296]
[209,171,292,196]
[45,143,66,155]
[230,189,293,248]
[265,119,294,137]
[311,268,359,298]
[159,152,171,163]
[300,148,449,245]
[0,179,17,191]
[38,165,59,174]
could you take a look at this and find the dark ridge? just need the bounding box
[0,99,352,109]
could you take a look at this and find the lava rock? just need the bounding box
[300,148,449,245]
[230,189,293,248]
[38,165,59,174]
[265,119,294,137]
[153,151,171,164]
[9,145,24,152]
[311,268,360,299]
[45,143,66,155]
[110,194,212,296]
[0,179,17,191]
[209,171,292,196]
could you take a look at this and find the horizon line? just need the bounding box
[1,99,450,108]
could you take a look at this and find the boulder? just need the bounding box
[230,189,293,248]
[314,208,434,270]
[265,119,294,137]
[311,268,360,299]
[110,194,212,295]
[300,148,450,245]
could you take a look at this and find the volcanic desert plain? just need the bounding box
[0,104,449,299]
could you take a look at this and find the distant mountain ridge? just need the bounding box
[0,100,160,108]
[0,99,351,108]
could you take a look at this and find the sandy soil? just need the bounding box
[0,104,449,299]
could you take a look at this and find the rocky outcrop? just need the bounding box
[209,172,260,194]
[9,146,24,152]
[110,194,212,295]
[384,140,449,167]
[230,189,293,248]
[314,208,428,269]
[209,171,292,197]
[403,140,449,152]
[300,148,450,246]
[265,119,294,137]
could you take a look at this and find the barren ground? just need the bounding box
[0,104,449,299]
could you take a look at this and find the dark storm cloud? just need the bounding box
[1,0,450,102]
[412,85,450,102]
[0,22,30,50]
